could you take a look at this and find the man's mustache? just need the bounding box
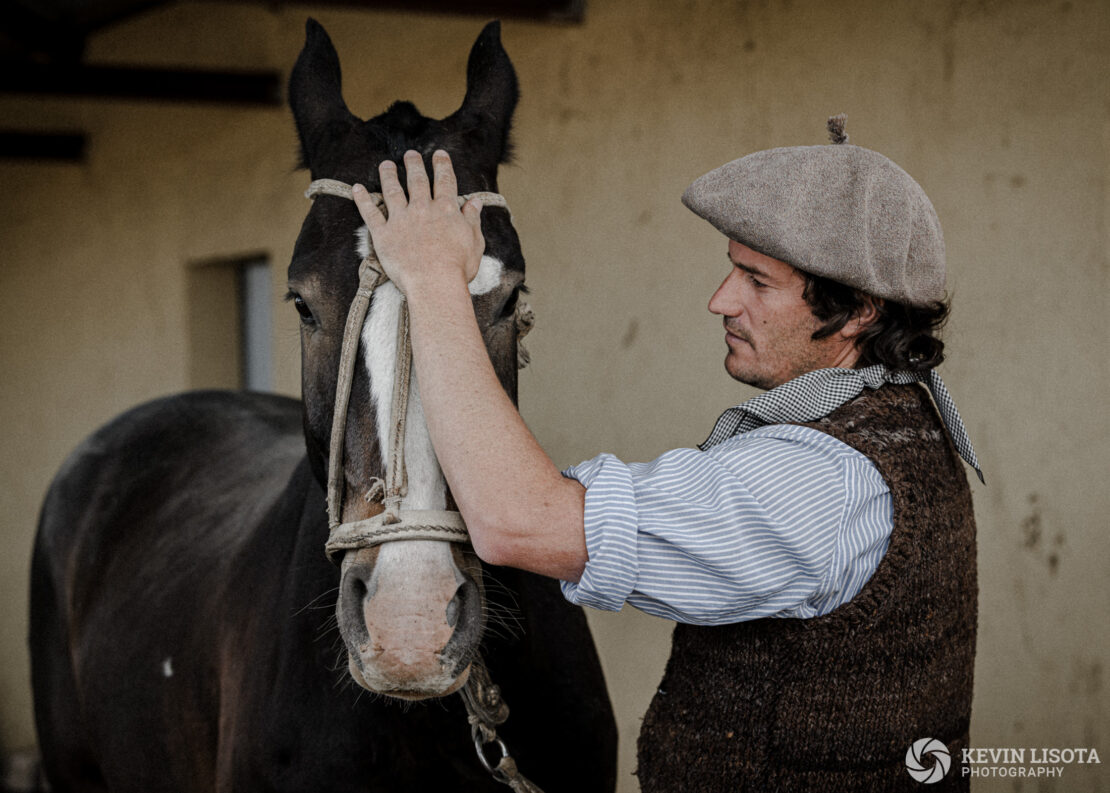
[723,320,752,345]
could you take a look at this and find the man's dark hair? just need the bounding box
[802,272,950,373]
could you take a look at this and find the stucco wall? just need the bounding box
[1,1,1106,790]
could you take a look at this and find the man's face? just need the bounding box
[708,240,860,390]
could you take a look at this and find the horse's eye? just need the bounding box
[498,288,521,322]
[289,293,315,324]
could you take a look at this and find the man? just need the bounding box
[352,117,981,791]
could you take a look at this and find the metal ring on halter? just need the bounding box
[473,731,510,775]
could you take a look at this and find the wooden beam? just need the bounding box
[216,0,585,23]
[0,131,87,161]
[0,63,282,105]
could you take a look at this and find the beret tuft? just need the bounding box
[682,126,945,306]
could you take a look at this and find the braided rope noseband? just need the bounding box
[304,177,542,793]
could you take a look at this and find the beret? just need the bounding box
[682,121,945,306]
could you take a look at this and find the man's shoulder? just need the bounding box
[737,421,859,448]
[700,424,890,515]
[800,382,945,444]
[708,422,884,477]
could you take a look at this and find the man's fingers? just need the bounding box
[463,198,485,260]
[403,150,430,204]
[462,196,483,228]
[351,183,385,228]
[432,150,459,202]
[378,159,406,215]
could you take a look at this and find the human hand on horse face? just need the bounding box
[353,149,485,297]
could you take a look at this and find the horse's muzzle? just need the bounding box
[337,542,483,699]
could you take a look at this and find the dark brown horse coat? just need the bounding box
[30,20,617,793]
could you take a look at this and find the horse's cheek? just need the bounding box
[483,323,518,393]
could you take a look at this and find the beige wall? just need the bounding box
[2,1,1107,790]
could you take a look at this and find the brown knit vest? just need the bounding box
[637,384,977,792]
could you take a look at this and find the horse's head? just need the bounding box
[287,19,524,699]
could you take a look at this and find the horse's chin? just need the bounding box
[347,656,471,700]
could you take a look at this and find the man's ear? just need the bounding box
[841,295,882,341]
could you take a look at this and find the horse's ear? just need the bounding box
[446,21,519,166]
[289,18,358,173]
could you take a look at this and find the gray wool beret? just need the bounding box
[682,119,946,306]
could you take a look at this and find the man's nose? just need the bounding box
[708,269,744,316]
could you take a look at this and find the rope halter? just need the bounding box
[303,178,530,562]
[303,176,544,793]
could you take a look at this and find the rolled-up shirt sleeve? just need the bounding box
[558,453,641,612]
[559,424,892,625]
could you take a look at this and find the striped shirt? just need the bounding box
[559,423,893,625]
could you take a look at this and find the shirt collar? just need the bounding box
[700,364,984,484]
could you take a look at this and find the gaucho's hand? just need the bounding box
[353,149,484,296]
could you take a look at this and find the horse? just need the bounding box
[29,19,617,792]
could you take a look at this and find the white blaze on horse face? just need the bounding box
[354,228,504,691]
[467,254,504,296]
[356,225,504,515]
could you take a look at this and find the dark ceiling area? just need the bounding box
[0,0,584,160]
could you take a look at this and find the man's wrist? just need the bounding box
[398,264,470,302]
[402,267,480,330]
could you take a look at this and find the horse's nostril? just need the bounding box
[340,571,366,613]
[446,585,463,628]
[440,577,483,677]
[341,561,377,605]
[338,563,377,651]
[447,579,481,637]
[350,575,367,603]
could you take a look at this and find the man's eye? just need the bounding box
[746,273,766,289]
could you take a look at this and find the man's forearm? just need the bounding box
[404,274,588,582]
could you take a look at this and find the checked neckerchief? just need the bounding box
[700,364,984,484]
